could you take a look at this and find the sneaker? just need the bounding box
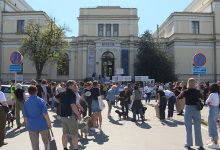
[198,146,205,150]
[184,144,191,149]
[208,143,219,149]
[206,139,213,145]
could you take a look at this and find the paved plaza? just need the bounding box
[2,100,211,150]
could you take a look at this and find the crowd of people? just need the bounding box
[0,78,220,150]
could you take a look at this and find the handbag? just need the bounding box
[47,129,57,150]
[98,96,105,111]
[196,99,204,111]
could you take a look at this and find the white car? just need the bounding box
[1,84,30,105]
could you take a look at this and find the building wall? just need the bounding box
[155,0,220,81]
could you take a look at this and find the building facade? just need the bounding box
[155,0,220,81]
[0,0,51,81]
[69,6,139,80]
[0,2,139,81]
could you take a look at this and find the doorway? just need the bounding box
[102,51,114,77]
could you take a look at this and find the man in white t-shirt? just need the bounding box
[0,90,8,147]
[164,89,176,120]
[144,84,152,104]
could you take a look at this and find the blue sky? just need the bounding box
[26,0,193,37]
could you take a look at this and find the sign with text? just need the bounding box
[193,66,206,75]
[9,64,22,72]
[118,76,132,82]
[135,76,149,81]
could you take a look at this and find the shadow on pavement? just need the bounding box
[92,130,109,145]
[108,116,124,125]
[160,119,184,127]
[135,121,152,129]
[5,127,26,138]
[68,130,109,150]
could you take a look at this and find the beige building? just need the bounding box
[155,0,220,81]
[69,6,139,80]
[0,1,139,81]
[0,0,51,81]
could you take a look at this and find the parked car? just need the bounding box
[1,84,30,106]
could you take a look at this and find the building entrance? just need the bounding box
[102,51,114,77]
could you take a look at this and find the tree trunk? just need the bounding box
[35,62,45,80]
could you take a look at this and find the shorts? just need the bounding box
[61,116,78,136]
[91,99,101,112]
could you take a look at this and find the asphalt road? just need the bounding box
[3,100,211,150]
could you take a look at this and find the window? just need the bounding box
[57,53,69,75]
[192,21,199,34]
[98,24,104,36]
[106,24,111,37]
[113,24,119,36]
[17,20,25,34]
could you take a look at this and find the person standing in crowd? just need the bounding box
[177,78,204,150]
[14,83,25,129]
[41,79,48,104]
[59,80,81,150]
[82,82,92,117]
[0,90,8,147]
[205,83,220,149]
[55,82,66,119]
[157,86,167,120]
[106,85,117,117]
[36,79,44,98]
[90,81,102,129]
[204,82,210,105]
[174,82,183,115]
[164,88,176,120]
[23,85,51,150]
[131,84,144,123]
[144,83,151,104]
[119,86,132,119]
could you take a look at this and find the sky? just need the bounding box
[26,0,193,37]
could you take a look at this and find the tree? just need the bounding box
[20,19,68,79]
[134,31,176,82]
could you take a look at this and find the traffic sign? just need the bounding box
[9,64,22,72]
[10,51,23,64]
[193,53,206,66]
[193,66,206,75]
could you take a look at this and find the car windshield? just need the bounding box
[1,86,11,93]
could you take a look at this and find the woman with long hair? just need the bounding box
[206,83,220,149]
[177,78,204,150]
[90,81,102,129]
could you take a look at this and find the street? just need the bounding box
[3,100,210,150]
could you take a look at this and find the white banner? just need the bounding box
[118,76,131,81]
[135,76,149,81]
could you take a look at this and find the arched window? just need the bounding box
[57,53,69,75]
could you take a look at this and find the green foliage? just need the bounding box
[134,31,176,82]
[20,19,68,79]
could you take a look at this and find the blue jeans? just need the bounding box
[132,108,144,121]
[168,96,176,118]
[208,106,219,141]
[184,105,203,147]
[145,93,151,103]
